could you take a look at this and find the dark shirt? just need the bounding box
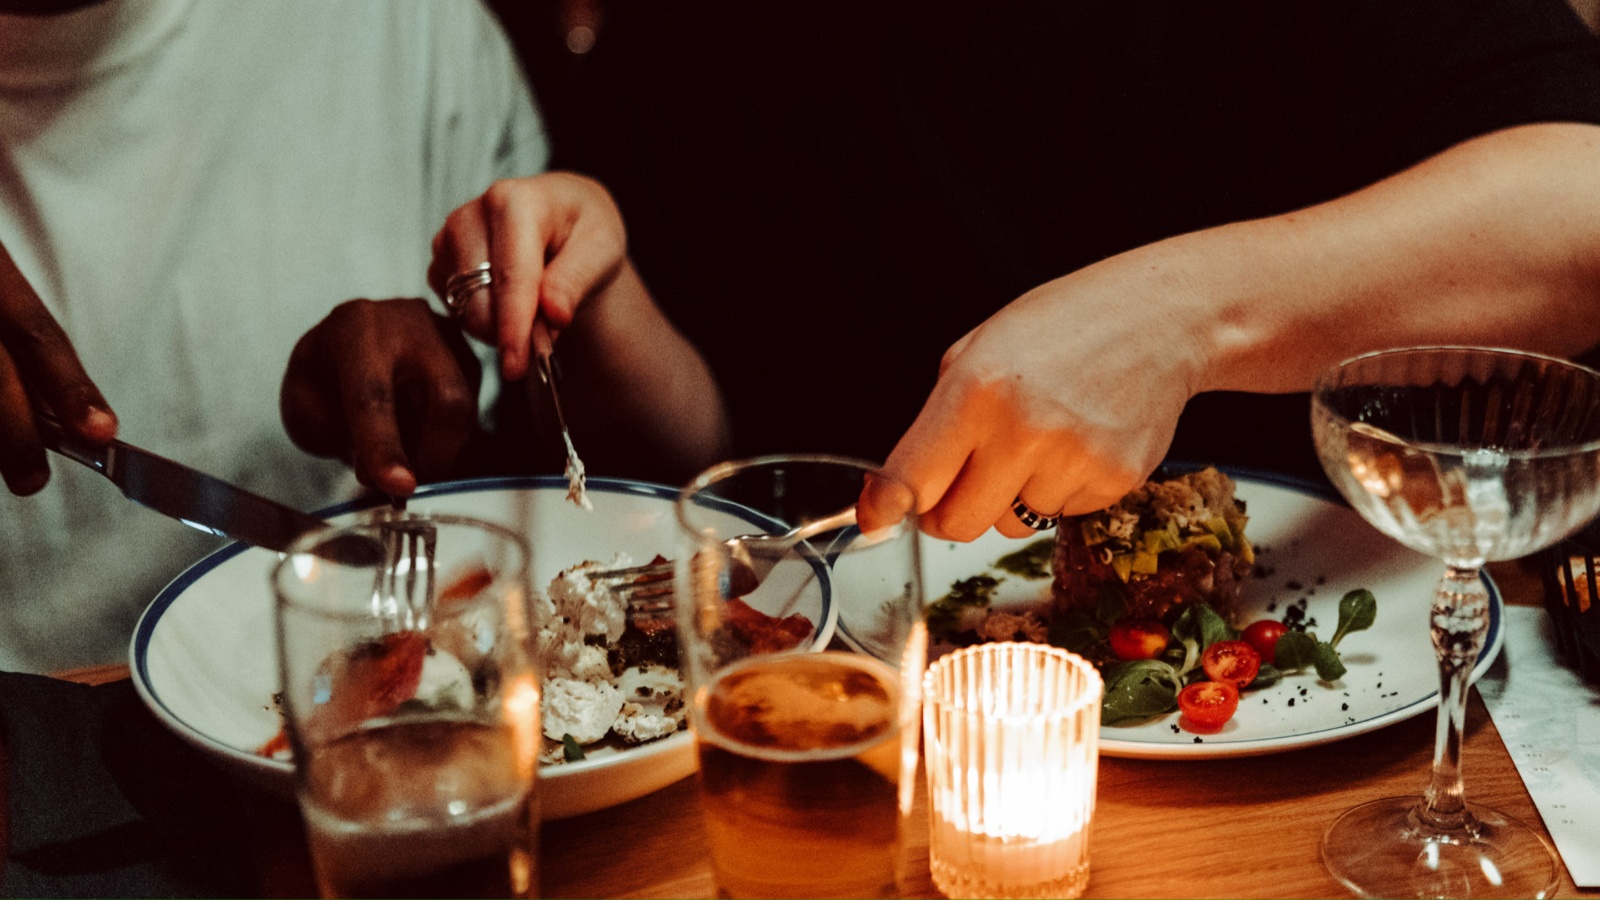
[533,0,1600,482]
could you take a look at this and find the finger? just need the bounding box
[393,317,479,482]
[537,198,625,329]
[326,303,417,496]
[0,347,48,495]
[921,441,1040,543]
[430,203,495,341]
[279,330,351,461]
[856,471,917,536]
[482,180,554,381]
[992,463,1082,540]
[0,244,116,444]
[875,392,979,532]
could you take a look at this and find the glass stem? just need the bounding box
[1419,564,1489,832]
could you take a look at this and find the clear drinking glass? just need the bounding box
[1312,346,1600,898]
[274,514,539,899]
[674,455,926,899]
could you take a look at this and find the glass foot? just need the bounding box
[1321,797,1561,898]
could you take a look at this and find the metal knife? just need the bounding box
[36,411,368,559]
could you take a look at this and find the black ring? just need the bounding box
[1011,497,1060,531]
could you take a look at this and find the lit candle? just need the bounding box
[923,642,1102,900]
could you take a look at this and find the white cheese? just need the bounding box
[543,677,624,745]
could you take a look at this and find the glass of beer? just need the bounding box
[274,514,539,899]
[674,455,926,899]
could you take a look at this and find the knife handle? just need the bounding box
[34,409,111,474]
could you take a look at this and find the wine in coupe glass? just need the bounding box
[1312,346,1600,898]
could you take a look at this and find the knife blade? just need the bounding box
[36,411,358,557]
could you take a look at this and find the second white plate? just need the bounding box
[899,470,1503,760]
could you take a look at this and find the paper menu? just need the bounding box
[1477,606,1600,889]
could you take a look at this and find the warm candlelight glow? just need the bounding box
[504,672,542,783]
[923,642,1102,900]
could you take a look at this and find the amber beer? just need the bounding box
[299,717,536,899]
[694,651,905,899]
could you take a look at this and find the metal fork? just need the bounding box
[375,499,437,631]
[595,505,857,621]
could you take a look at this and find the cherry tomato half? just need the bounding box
[1177,680,1240,731]
[1241,619,1290,665]
[1201,639,1262,688]
[1108,618,1171,661]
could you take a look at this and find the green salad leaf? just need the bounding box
[1273,631,1319,673]
[1100,659,1183,725]
[1269,589,1376,683]
[1331,588,1378,647]
[994,538,1054,579]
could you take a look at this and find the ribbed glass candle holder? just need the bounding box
[923,642,1102,900]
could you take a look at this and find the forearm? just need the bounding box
[1127,122,1600,395]
[544,262,731,483]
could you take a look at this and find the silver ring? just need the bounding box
[1011,497,1059,531]
[443,262,492,314]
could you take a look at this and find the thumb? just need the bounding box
[857,471,918,535]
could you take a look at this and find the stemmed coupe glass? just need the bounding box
[1312,346,1600,898]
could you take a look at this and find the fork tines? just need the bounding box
[593,561,674,622]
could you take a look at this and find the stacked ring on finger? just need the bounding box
[1011,496,1060,532]
[443,262,493,314]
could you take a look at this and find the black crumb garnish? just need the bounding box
[1341,703,1349,711]
[1170,724,1180,734]
[1193,737,1203,743]
[1376,682,1382,689]
[1266,601,1278,613]
[1283,605,1307,629]
[1288,698,1296,707]
[1286,579,1303,590]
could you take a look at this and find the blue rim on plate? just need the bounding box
[130,475,837,779]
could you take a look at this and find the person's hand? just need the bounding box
[280,298,480,497]
[0,243,117,495]
[864,260,1211,541]
[428,172,627,380]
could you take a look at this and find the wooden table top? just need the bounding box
[47,559,1597,899]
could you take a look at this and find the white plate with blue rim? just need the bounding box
[841,468,1503,760]
[130,476,836,817]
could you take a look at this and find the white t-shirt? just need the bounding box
[0,0,548,672]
